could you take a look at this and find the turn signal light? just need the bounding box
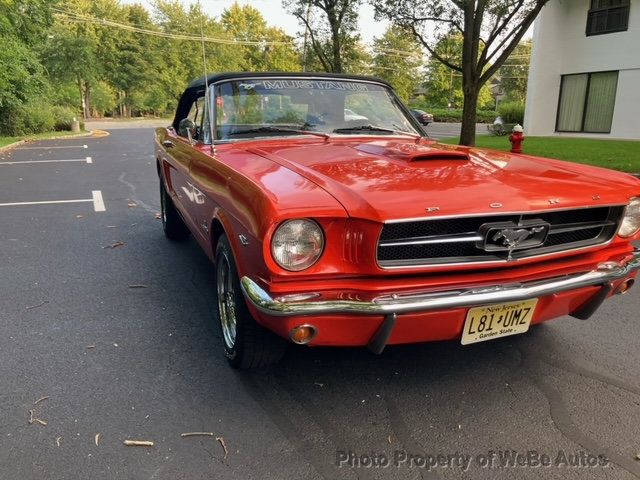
[289,325,318,344]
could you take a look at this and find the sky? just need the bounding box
[133,0,389,43]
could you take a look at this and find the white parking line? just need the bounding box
[0,157,93,165]
[17,144,88,150]
[0,190,106,212]
[92,190,105,212]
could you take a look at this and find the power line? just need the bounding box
[52,7,288,46]
[51,6,429,60]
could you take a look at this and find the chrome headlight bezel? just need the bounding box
[618,197,640,238]
[271,219,325,271]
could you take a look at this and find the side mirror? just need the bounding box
[178,118,196,143]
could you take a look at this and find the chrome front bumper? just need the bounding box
[241,250,640,317]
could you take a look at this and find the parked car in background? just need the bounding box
[156,72,640,369]
[411,109,434,125]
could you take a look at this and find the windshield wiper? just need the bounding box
[228,126,329,139]
[333,124,420,138]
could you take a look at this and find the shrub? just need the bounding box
[21,102,55,135]
[0,103,77,136]
[498,101,525,125]
[51,105,80,131]
[0,105,26,136]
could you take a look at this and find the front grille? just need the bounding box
[378,206,624,267]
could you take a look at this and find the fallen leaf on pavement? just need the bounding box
[216,436,228,459]
[103,241,125,249]
[124,440,154,447]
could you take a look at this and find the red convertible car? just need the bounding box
[156,72,640,368]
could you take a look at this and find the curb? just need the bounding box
[0,140,26,153]
[0,130,99,154]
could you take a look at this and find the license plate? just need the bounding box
[461,299,538,345]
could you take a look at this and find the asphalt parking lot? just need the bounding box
[1,126,639,480]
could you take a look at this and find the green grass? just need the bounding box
[0,137,17,148]
[0,130,87,149]
[440,135,640,173]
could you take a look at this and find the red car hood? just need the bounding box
[248,138,639,222]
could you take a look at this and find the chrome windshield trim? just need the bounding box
[241,250,640,317]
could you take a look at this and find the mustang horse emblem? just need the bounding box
[492,226,546,259]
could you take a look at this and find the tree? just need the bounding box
[221,3,300,72]
[498,40,531,103]
[370,26,424,102]
[374,0,549,145]
[423,33,494,109]
[0,0,55,134]
[152,0,242,103]
[284,0,361,73]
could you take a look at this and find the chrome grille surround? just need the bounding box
[377,206,625,268]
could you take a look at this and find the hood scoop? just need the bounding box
[355,142,470,162]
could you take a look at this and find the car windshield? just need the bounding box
[213,78,421,140]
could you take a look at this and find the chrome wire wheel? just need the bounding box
[217,251,237,349]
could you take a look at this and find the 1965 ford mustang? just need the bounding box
[156,72,640,369]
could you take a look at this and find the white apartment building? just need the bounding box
[524,0,639,139]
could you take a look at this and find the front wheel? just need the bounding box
[214,235,286,369]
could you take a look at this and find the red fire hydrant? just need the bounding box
[509,124,524,153]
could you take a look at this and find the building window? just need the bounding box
[556,71,618,133]
[587,0,630,36]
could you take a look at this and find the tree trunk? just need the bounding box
[77,77,86,120]
[83,82,91,120]
[326,5,342,73]
[460,85,479,146]
[331,28,342,73]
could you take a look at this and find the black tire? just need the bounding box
[159,181,190,241]
[214,235,286,369]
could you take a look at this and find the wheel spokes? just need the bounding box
[217,253,237,349]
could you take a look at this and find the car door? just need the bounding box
[188,91,226,248]
[162,96,205,233]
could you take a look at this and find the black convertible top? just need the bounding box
[172,72,392,130]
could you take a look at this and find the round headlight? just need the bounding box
[618,197,640,238]
[271,219,324,271]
